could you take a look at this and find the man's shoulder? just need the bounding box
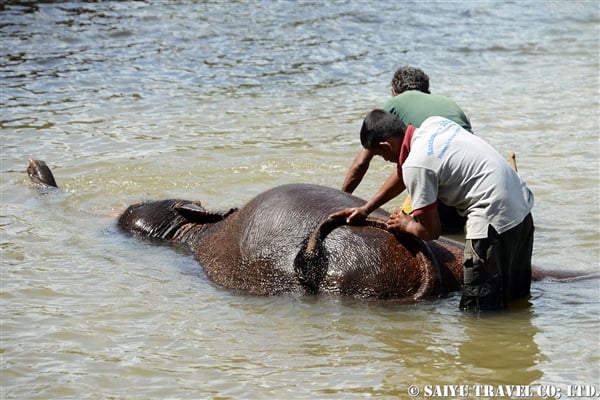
[383,90,458,109]
[384,90,427,105]
[423,92,460,106]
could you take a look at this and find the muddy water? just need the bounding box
[1,1,598,398]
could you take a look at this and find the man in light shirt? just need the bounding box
[332,110,535,312]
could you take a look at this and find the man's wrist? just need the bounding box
[362,204,373,215]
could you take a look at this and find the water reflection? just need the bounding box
[372,302,543,396]
[458,308,543,385]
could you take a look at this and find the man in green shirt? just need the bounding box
[340,66,472,233]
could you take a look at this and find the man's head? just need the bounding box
[391,66,430,95]
[360,109,407,162]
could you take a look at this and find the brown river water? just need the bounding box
[1,1,599,399]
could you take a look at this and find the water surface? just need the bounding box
[1,1,599,398]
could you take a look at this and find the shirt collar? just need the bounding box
[398,125,416,166]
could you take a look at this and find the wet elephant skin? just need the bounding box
[118,183,465,301]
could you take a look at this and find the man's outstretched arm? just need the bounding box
[341,149,374,193]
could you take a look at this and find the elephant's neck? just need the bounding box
[172,222,212,246]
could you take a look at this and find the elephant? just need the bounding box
[117,183,466,301]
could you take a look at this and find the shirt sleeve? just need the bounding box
[402,166,439,214]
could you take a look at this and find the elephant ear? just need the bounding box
[175,204,237,224]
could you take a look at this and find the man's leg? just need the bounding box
[503,213,534,303]
[460,215,534,312]
[459,235,503,312]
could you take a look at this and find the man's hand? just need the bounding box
[387,207,441,241]
[329,206,369,224]
[387,210,413,234]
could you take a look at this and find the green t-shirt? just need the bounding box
[382,90,472,132]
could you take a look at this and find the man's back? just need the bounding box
[403,117,533,239]
[383,90,472,132]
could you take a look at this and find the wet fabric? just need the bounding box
[460,213,534,311]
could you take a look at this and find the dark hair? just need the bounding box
[360,109,407,149]
[391,66,430,94]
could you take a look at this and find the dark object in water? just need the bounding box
[27,158,58,188]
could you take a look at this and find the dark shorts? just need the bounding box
[459,213,534,312]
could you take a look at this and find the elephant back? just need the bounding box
[194,184,364,294]
[195,184,442,300]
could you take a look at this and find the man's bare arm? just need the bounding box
[341,149,373,193]
[331,170,406,223]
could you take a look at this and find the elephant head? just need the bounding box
[118,199,237,244]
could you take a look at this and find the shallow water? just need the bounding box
[1,1,599,399]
